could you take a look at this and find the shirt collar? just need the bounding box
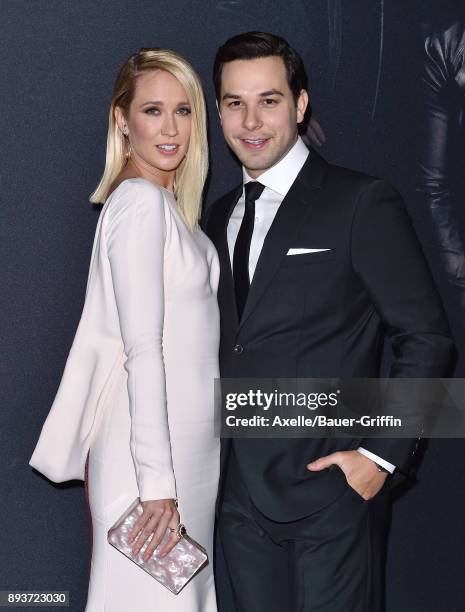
[242,135,309,197]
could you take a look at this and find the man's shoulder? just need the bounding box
[312,153,405,218]
[304,146,391,197]
[321,159,407,226]
[324,157,387,193]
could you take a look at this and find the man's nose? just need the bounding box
[242,107,263,131]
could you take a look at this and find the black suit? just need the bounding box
[203,146,455,610]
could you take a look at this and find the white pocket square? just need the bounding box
[286,248,332,256]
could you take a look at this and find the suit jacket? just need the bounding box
[203,146,455,521]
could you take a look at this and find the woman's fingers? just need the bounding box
[125,499,179,560]
[127,499,167,544]
[131,510,161,556]
[127,506,153,544]
[158,511,182,558]
[158,531,181,558]
[142,508,180,561]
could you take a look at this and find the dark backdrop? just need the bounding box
[2,1,464,610]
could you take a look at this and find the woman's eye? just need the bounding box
[145,107,160,115]
[177,107,191,116]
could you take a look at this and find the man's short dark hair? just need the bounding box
[213,31,309,110]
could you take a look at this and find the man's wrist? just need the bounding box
[356,447,396,474]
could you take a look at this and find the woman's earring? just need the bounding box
[121,125,131,160]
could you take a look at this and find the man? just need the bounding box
[202,32,455,611]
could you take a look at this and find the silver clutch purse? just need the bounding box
[107,497,208,595]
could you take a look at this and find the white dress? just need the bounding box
[82,178,220,610]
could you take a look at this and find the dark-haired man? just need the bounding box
[203,31,454,611]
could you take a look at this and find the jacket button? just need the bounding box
[233,344,244,354]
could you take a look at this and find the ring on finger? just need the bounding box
[168,523,186,539]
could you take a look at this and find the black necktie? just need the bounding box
[233,181,265,319]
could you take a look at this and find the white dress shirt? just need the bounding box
[227,136,396,474]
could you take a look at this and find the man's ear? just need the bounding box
[296,89,309,124]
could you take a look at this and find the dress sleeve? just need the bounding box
[105,180,177,502]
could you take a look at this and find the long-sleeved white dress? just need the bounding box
[32,177,221,611]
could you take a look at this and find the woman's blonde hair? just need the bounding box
[89,48,208,231]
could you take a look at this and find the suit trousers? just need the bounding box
[218,447,391,612]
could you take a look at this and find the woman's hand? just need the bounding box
[127,498,180,560]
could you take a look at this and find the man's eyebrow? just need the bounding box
[259,89,284,97]
[221,93,241,101]
[221,89,284,101]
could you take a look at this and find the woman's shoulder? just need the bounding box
[108,177,167,203]
[105,177,169,219]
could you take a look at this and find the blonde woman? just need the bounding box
[29,48,220,611]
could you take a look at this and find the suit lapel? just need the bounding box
[238,146,327,331]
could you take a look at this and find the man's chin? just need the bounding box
[234,152,277,174]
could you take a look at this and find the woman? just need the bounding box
[29,48,220,611]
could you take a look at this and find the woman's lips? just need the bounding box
[156,144,180,155]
